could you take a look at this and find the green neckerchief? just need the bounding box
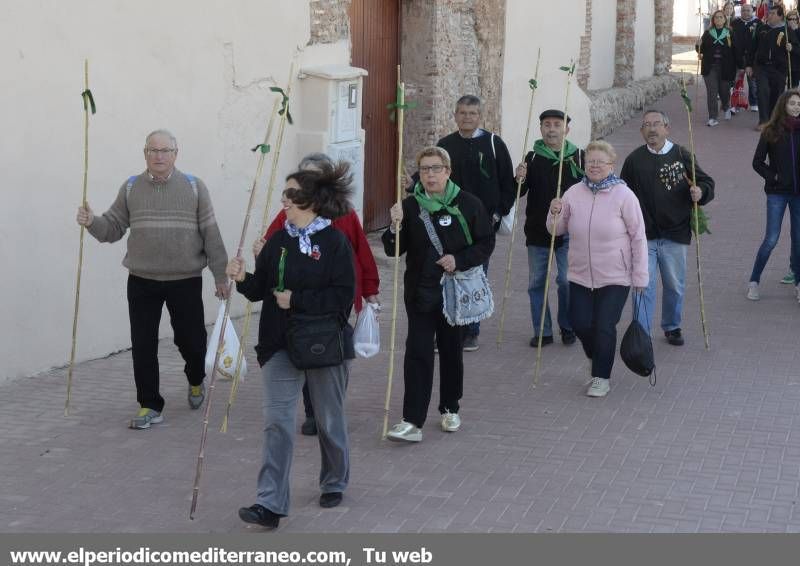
[532,139,585,178]
[709,27,730,46]
[413,180,473,245]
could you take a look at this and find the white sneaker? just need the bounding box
[724,109,732,120]
[730,107,737,115]
[707,118,719,127]
[750,105,759,112]
[586,377,610,398]
[441,411,461,432]
[387,420,422,443]
[746,282,760,301]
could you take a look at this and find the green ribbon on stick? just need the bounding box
[81,89,96,114]
[251,143,271,154]
[270,86,293,125]
[680,83,693,113]
[387,86,417,122]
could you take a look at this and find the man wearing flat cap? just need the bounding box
[515,109,584,348]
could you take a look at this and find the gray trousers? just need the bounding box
[256,350,350,516]
[704,64,731,120]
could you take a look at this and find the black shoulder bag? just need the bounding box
[286,312,345,370]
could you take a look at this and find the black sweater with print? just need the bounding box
[236,226,355,366]
[620,145,715,245]
[382,190,495,313]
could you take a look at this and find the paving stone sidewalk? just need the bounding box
[3,85,800,533]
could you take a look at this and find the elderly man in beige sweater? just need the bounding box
[76,129,229,429]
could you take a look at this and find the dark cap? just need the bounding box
[539,109,571,123]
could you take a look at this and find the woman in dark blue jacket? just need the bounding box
[748,90,800,301]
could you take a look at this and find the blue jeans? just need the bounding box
[749,193,800,283]
[527,244,571,337]
[747,73,758,108]
[569,283,629,380]
[465,260,489,338]
[635,239,688,334]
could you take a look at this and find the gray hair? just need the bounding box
[642,109,670,126]
[145,129,178,149]
[456,95,482,109]
[298,152,333,172]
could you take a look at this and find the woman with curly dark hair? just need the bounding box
[748,89,800,302]
[226,161,356,529]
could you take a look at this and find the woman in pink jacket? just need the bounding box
[548,140,648,398]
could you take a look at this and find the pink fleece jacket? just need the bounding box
[547,180,648,289]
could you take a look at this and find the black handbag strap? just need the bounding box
[632,289,657,387]
[419,209,445,257]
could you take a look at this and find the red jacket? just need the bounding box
[265,210,380,312]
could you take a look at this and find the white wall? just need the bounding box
[634,0,656,80]
[501,0,592,164]
[588,1,618,90]
[0,1,349,383]
[673,0,703,37]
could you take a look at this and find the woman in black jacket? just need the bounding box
[382,146,494,443]
[226,162,356,529]
[699,9,742,126]
[748,89,800,302]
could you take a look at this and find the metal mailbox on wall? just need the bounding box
[296,65,368,219]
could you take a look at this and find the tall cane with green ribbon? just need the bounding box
[497,47,541,349]
[191,67,295,519]
[382,66,410,439]
[681,74,711,350]
[65,59,96,416]
[534,60,576,386]
[218,96,281,436]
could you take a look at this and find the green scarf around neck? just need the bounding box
[709,27,730,46]
[413,180,472,245]
[532,139,585,179]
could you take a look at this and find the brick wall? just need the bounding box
[578,0,592,90]
[309,0,351,44]
[614,0,636,86]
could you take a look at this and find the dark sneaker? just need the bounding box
[561,329,576,345]
[301,416,317,436]
[781,272,796,285]
[462,335,479,352]
[665,328,684,346]
[529,335,553,347]
[188,384,205,410]
[319,492,343,508]
[129,408,163,430]
[238,504,280,529]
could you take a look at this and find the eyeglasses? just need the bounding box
[586,160,613,167]
[789,17,799,21]
[642,121,665,129]
[419,165,447,174]
[145,148,176,155]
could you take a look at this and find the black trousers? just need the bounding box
[402,306,463,428]
[756,66,787,124]
[568,283,629,380]
[127,275,207,412]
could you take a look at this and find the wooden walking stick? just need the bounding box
[65,59,96,416]
[219,96,280,434]
[220,60,297,432]
[681,75,711,350]
[533,60,576,387]
[497,48,541,348]
[786,21,793,89]
[190,64,296,519]
[382,66,411,439]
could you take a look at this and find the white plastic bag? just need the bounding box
[353,302,380,358]
[204,303,247,381]
[497,203,517,236]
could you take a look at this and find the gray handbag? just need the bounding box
[419,209,494,326]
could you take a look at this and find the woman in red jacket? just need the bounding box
[254,153,380,435]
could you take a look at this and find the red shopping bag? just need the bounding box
[731,71,749,109]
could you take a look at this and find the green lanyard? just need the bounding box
[276,247,287,292]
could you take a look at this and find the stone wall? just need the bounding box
[309,0,351,45]
[614,0,636,86]
[654,0,674,75]
[578,0,592,90]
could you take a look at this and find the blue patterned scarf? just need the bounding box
[583,173,622,194]
[284,216,332,255]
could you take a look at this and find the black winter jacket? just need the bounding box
[752,127,800,194]
[382,190,495,313]
[699,27,744,80]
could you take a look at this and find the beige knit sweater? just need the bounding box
[88,169,228,283]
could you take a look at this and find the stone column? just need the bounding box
[614,0,636,87]
[654,0,674,75]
